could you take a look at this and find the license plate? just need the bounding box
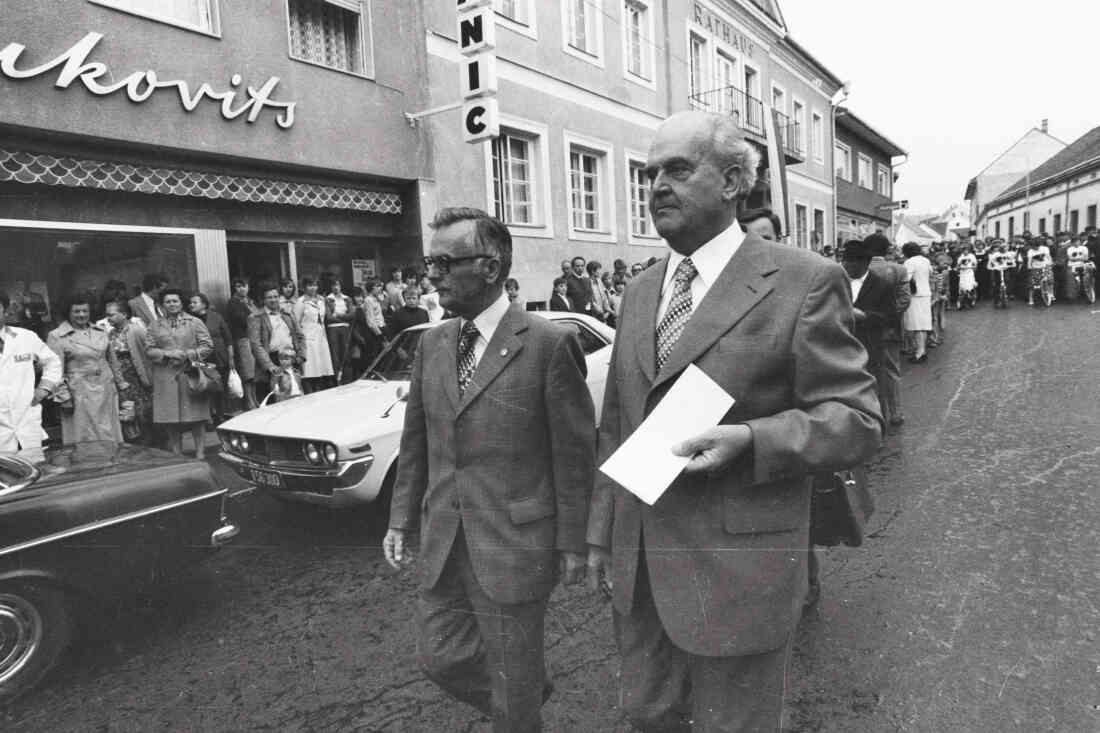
[248,468,283,489]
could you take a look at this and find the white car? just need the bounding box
[216,312,613,508]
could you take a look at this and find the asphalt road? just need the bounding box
[4,299,1099,732]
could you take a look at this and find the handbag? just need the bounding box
[185,361,223,395]
[810,469,874,547]
[909,277,917,295]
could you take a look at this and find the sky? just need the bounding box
[780,0,1100,216]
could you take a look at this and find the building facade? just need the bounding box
[422,0,670,304]
[833,109,905,245]
[424,0,848,305]
[675,0,842,251]
[982,126,1100,241]
[0,0,430,332]
[965,122,1066,240]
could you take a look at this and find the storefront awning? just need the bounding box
[0,148,402,215]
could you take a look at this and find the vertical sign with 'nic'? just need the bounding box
[457,0,499,143]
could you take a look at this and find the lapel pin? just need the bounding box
[500,348,508,357]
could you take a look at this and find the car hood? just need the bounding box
[3,442,201,490]
[219,379,411,445]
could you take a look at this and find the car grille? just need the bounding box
[238,434,306,465]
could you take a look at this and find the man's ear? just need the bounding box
[721,164,742,202]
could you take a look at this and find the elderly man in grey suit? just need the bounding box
[384,207,595,733]
[586,111,883,732]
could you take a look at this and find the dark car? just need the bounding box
[0,442,239,704]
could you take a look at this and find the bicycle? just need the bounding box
[1070,262,1096,304]
[991,268,1009,309]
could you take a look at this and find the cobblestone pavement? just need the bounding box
[4,300,1099,732]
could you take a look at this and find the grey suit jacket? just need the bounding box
[587,234,883,657]
[390,305,596,605]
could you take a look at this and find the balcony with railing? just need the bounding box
[689,86,806,164]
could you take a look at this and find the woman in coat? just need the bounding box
[47,292,124,446]
[189,292,234,423]
[104,299,153,444]
[902,242,933,363]
[294,277,334,393]
[145,288,213,459]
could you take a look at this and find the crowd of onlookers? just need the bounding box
[0,266,448,456]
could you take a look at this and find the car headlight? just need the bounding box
[239,435,250,453]
[304,442,321,465]
[229,434,241,450]
[323,444,337,464]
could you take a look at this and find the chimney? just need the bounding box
[1041,119,1049,133]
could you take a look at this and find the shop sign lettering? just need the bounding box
[0,32,296,129]
[458,0,498,144]
[693,3,756,58]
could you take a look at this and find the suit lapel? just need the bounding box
[456,304,526,415]
[632,256,668,385]
[651,236,779,393]
[438,319,461,412]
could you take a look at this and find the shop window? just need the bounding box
[0,227,197,339]
[295,240,385,295]
[89,0,219,35]
[287,0,372,76]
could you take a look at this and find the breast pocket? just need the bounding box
[716,331,780,353]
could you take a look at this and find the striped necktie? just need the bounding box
[656,257,698,371]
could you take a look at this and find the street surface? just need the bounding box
[4,301,1099,732]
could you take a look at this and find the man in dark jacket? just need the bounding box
[865,233,910,427]
[843,240,894,376]
[385,286,430,339]
[564,256,595,315]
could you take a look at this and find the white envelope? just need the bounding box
[599,363,736,505]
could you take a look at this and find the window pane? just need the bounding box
[495,0,525,23]
[113,0,213,31]
[288,0,361,73]
[630,162,651,236]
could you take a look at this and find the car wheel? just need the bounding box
[0,582,74,705]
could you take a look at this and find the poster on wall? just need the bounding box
[351,259,377,288]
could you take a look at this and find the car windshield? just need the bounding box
[362,329,425,381]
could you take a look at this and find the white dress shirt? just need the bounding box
[849,272,869,303]
[463,291,512,368]
[657,222,746,322]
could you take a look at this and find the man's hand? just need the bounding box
[383,528,413,570]
[30,387,48,406]
[672,424,753,476]
[586,545,612,596]
[558,551,586,586]
[852,307,867,322]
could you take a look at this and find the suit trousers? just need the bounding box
[416,527,548,733]
[614,546,793,733]
[875,334,903,422]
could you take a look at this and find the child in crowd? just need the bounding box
[271,347,303,403]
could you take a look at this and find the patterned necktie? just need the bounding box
[457,320,480,395]
[656,257,698,371]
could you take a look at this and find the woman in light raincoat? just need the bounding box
[0,293,62,452]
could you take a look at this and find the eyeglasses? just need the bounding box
[423,254,493,273]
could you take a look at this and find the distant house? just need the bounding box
[982,125,1100,240]
[965,121,1067,239]
[894,216,939,247]
[834,108,906,246]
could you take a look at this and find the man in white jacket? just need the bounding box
[0,292,62,452]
